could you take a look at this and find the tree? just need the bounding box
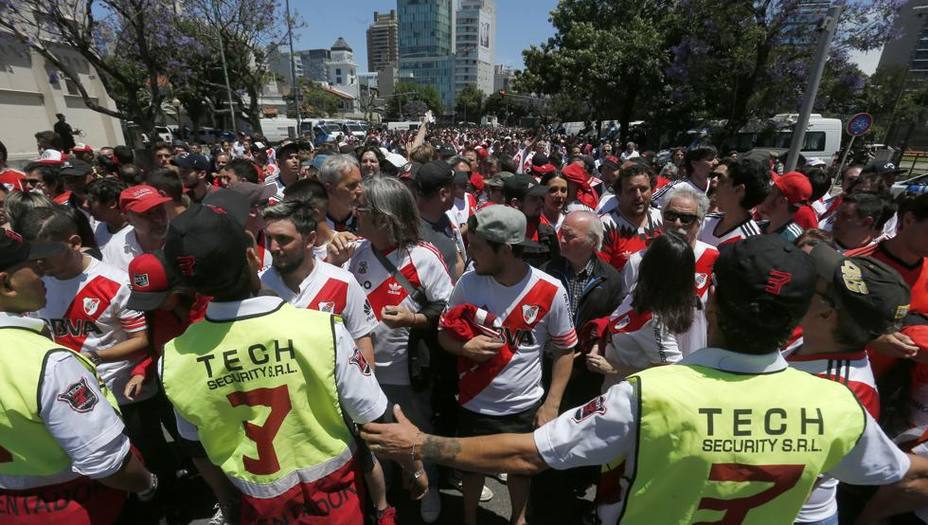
[0,0,196,143]
[387,81,443,119]
[668,0,902,136]
[517,0,679,143]
[455,85,484,123]
[484,92,530,125]
[297,80,341,117]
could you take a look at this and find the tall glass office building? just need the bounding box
[397,0,456,112]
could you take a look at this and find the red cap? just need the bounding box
[561,162,589,184]
[120,185,171,214]
[126,252,174,311]
[772,171,812,205]
[470,173,485,192]
[476,147,490,159]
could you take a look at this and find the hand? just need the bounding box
[870,332,919,360]
[461,335,504,363]
[534,403,558,428]
[361,405,424,463]
[381,306,416,329]
[124,375,146,401]
[586,351,618,376]
[326,231,357,266]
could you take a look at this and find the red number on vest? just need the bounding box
[695,463,804,524]
[227,385,293,475]
[0,444,11,463]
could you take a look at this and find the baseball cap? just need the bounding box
[0,229,64,272]
[714,234,816,326]
[171,154,209,171]
[416,160,454,194]
[600,155,621,172]
[470,205,538,248]
[399,161,422,181]
[810,243,910,342]
[438,144,457,158]
[59,160,93,178]
[862,160,906,177]
[276,141,311,160]
[120,185,172,214]
[37,149,65,165]
[772,171,812,205]
[71,143,93,153]
[126,251,176,311]
[484,171,515,188]
[164,204,252,296]
[202,188,254,227]
[504,173,548,200]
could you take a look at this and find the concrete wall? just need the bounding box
[0,32,125,166]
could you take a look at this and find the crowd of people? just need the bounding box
[0,118,926,525]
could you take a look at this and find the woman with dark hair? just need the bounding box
[586,231,696,388]
[357,146,384,178]
[539,171,568,230]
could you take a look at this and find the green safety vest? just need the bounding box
[0,325,118,478]
[161,303,355,499]
[617,364,866,524]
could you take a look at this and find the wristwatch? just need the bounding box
[136,473,159,501]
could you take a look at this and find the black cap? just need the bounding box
[503,173,548,201]
[171,154,209,171]
[59,160,93,178]
[531,153,550,166]
[438,145,456,158]
[164,204,251,295]
[862,160,906,177]
[0,230,64,272]
[416,160,454,194]
[714,235,816,326]
[202,188,253,227]
[810,243,911,342]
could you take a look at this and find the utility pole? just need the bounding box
[285,0,301,132]
[784,5,842,172]
[213,0,238,134]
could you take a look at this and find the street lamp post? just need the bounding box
[285,0,301,132]
[212,0,238,134]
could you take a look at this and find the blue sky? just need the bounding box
[288,0,559,72]
[286,0,881,75]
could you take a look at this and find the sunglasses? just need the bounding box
[663,211,699,225]
[24,179,41,187]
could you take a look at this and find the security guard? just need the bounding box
[363,235,928,524]
[0,230,154,525]
[159,203,425,524]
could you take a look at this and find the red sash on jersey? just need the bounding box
[365,259,421,321]
[456,279,558,405]
[693,245,719,299]
[307,278,349,315]
[49,276,121,352]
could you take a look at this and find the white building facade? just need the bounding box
[455,0,496,98]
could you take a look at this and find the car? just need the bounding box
[891,172,928,198]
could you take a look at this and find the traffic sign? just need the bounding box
[847,112,873,137]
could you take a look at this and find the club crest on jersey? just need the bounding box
[83,297,101,316]
[388,281,403,295]
[56,378,98,413]
[317,301,335,314]
[572,395,606,423]
[358,261,368,274]
[349,348,371,376]
[522,304,540,324]
[695,273,708,289]
[611,315,631,332]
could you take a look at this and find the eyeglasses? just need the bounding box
[24,179,41,187]
[663,211,699,225]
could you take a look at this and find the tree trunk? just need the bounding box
[726,36,772,135]
[618,83,640,145]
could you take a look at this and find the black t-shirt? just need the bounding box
[420,216,460,281]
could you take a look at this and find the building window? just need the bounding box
[336,68,341,75]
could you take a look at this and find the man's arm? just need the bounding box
[535,348,574,426]
[362,405,548,476]
[99,452,155,493]
[438,330,502,362]
[857,454,928,523]
[96,330,149,362]
[354,335,375,370]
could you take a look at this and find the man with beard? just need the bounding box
[599,164,663,272]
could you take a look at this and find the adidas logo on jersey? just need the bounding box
[388,282,403,295]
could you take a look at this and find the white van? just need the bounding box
[259,118,298,143]
[737,114,842,161]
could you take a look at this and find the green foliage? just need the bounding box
[296,80,341,117]
[387,81,443,118]
[455,85,485,122]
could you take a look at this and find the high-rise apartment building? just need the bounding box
[270,38,360,113]
[878,0,928,84]
[397,0,456,111]
[455,0,495,98]
[367,10,399,73]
